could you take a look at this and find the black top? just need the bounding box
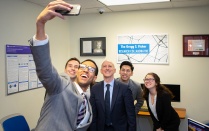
[146,92,180,131]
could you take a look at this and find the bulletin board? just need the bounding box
[6,44,43,95]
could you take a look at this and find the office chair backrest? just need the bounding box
[0,114,30,131]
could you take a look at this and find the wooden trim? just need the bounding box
[138,108,186,119]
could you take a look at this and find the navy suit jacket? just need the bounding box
[89,80,136,131]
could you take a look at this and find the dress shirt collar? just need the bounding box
[104,79,114,88]
[74,82,89,94]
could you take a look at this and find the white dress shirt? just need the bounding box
[74,82,90,128]
[149,93,159,121]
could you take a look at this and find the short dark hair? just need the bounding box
[81,59,98,76]
[65,57,80,68]
[120,61,134,71]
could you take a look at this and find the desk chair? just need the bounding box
[0,113,30,131]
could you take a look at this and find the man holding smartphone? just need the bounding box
[30,1,97,131]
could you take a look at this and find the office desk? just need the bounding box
[138,107,186,119]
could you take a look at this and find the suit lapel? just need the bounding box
[99,81,105,112]
[111,81,119,111]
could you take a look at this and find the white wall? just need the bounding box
[0,0,71,130]
[0,0,209,130]
[69,6,209,131]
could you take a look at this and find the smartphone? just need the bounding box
[55,4,81,16]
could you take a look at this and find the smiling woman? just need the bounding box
[142,72,180,131]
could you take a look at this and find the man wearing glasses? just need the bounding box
[29,1,98,130]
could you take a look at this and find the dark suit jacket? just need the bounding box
[89,80,136,131]
[116,78,144,114]
[146,92,180,131]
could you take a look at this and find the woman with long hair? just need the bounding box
[142,72,180,131]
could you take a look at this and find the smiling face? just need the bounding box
[144,74,157,91]
[119,65,133,83]
[64,60,80,81]
[100,60,116,80]
[75,61,97,89]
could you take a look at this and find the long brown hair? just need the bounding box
[142,72,174,99]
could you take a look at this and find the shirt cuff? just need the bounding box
[32,34,49,46]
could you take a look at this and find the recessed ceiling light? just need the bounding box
[98,0,170,6]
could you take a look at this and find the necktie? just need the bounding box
[77,93,86,125]
[105,84,111,125]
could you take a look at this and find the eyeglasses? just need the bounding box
[143,78,155,82]
[79,64,96,73]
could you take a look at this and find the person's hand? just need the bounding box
[37,0,72,25]
[36,0,73,40]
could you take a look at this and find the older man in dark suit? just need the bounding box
[90,60,136,131]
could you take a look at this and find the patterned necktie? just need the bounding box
[105,84,111,125]
[77,93,86,125]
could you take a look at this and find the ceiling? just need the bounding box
[24,0,209,14]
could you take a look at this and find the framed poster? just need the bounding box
[183,35,209,57]
[80,37,106,56]
[117,34,169,64]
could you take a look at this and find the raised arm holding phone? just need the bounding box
[35,0,73,40]
[30,1,97,131]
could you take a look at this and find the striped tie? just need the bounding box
[77,93,87,125]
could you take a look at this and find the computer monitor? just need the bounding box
[163,84,180,102]
[141,84,180,102]
[188,118,209,131]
